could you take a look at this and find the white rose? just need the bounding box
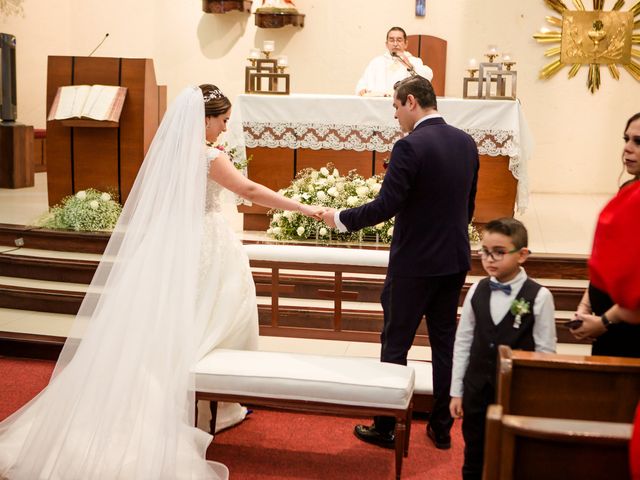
[387,227,394,237]
[375,222,384,230]
[273,213,282,222]
[366,177,377,186]
[316,191,327,202]
[273,227,282,235]
[311,170,319,180]
[372,183,382,193]
[347,196,359,206]
[296,226,305,236]
[356,186,369,197]
[100,192,111,201]
[327,187,339,197]
[291,194,302,202]
[307,185,315,192]
[75,190,87,200]
[332,168,339,177]
[319,227,328,236]
[315,179,327,187]
[284,210,295,220]
[320,167,330,176]
[267,228,273,235]
[336,182,345,192]
[326,175,336,185]
[89,200,99,210]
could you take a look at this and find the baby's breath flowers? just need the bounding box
[35,189,122,232]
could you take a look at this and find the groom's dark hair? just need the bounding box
[394,76,437,110]
[200,84,231,117]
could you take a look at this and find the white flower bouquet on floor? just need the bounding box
[35,188,122,232]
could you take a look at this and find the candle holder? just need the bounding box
[485,53,499,63]
[463,61,517,100]
[245,49,290,95]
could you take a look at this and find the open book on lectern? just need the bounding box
[47,84,127,123]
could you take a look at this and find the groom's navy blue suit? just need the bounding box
[340,116,479,436]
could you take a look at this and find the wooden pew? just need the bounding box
[483,404,632,480]
[497,345,640,422]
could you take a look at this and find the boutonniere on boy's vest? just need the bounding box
[510,298,531,329]
[382,157,390,170]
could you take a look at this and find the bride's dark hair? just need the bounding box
[199,84,231,117]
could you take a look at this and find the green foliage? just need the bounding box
[35,189,122,232]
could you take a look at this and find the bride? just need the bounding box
[0,85,322,479]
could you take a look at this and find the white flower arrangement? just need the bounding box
[267,164,481,245]
[35,188,122,232]
[267,164,394,243]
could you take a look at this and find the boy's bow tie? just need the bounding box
[490,281,512,295]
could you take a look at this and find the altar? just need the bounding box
[226,94,533,230]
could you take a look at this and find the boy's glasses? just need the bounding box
[477,247,521,262]
[387,38,406,44]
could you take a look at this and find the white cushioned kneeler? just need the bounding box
[194,349,414,410]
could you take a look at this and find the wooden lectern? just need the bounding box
[46,56,167,206]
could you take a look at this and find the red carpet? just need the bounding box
[0,357,462,479]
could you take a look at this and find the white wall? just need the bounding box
[0,0,636,194]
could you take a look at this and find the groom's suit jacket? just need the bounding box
[340,117,479,277]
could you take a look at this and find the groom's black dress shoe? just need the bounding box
[427,424,451,450]
[354,424,395,449]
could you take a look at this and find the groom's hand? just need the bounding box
[322,208,337,228]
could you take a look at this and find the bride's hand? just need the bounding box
[299,204,325,220]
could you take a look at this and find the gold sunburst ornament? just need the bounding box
[534,0,640,93]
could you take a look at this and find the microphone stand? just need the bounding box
[392,52,417,76]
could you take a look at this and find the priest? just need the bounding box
[356,26,433,97]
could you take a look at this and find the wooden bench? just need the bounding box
[483,404,632,480]
[193,349,415,479]
[497,345,640,422]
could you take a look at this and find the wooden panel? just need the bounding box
[119,59,148,203]
[483,405,631,480]
[72,57,120,194]
[246,146,294,190]
[0,124,34,188]
[374,151,390,175]
[406,35,447,96]
[33,130,46,173]
[46,56,73,205]
[473,154,517,223]
[497,347,640,423]
[297,149,374,177]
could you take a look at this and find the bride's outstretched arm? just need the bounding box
[209,152,323,219]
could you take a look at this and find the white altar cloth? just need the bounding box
[226,94,534,211]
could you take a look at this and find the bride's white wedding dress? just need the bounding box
[196,146,259,432]
[0,87,255,479]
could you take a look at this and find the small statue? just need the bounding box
[257,0,298,12]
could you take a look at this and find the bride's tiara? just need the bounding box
[203,89,225,102]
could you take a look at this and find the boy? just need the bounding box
[449,218,556,480]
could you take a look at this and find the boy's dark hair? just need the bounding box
[393,75,437,109]
[484,218,528,249]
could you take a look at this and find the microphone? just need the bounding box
[391,51,416,76]
[88,33,109,57]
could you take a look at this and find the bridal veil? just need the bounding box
[0,87,228,479]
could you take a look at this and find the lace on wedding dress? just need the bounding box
[0,87,229,480]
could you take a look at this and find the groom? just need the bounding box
[321,75,478,450]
